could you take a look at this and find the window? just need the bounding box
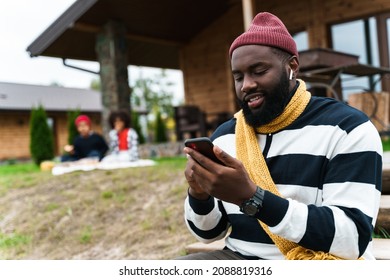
[331,18,381,99]
[388,18,390,61]
[293,31,309,52]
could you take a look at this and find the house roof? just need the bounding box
[0,82,102,112]
[26,0,236,69]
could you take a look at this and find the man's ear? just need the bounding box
[288,56,299,76]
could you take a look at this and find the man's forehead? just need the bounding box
[231,45,275,67]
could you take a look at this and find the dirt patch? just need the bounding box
[0,159,196,259]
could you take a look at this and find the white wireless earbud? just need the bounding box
[289,70,293,80]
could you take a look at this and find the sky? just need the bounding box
[0,0,184,103]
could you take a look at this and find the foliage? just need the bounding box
[91,69,176,143]
[131,111,145,144]
[67,109,81,144]
[29,105,54,165]
[382,137,390,151]
[374,226,390,239]
[154,110,168,143]
[90,78,101,91]
[131,69,175,119]
[131,69,176,143]
[0,233,31,249]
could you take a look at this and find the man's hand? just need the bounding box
[183,145,257,206]
[64,145,74,153]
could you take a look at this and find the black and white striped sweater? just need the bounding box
[184,96,382,259]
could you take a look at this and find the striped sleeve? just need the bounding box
[184,194,230,243]
[264,120,382,259]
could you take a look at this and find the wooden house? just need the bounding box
[26,0,390,135]
[0,82,102,160]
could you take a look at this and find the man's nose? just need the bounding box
[241,76,256,93]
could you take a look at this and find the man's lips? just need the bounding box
[245,93,265,109]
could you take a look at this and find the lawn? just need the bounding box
[0,156,197,260]
[1,151,389,260]
[383,138,390,152]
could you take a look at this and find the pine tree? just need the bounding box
[29,105,54,165]
[131,111,145,144]
[154,110,167,143]
[67,109,80,144]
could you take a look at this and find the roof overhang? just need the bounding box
[27,0,236,69]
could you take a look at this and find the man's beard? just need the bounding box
[238,72,291,128]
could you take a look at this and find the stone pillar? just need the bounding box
[96,20,131,138]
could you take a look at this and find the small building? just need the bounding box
[0,82,102,160]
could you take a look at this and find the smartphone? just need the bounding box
[184,137,225,165]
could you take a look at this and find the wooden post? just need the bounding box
[242,0,256,30]
[307,0,329,49]
[377,14,390,93]
[95,20,131,139]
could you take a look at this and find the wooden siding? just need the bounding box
[180,0,390,121]
[181,5,243,120]
[257,0,390,47]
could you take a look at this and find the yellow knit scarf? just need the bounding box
[234,80,344,260]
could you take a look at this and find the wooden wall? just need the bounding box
[180,0,390,120]
[258,0,390,48]
[180,5,243,121]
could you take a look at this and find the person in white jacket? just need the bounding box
[102,110,139,163]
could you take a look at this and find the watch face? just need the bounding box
[243,204,258,216]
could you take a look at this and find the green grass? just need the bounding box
[154,156,186,170]
[101,191,114,199]
[79,226,92,244]
[374,227,390,239]
[0,162,40,176]
[383,138,390,152]
[0,155,193,259]
[0,157,186,176]
[0,233,31,249]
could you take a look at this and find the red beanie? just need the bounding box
[229,12,298,58]
[75,115,91,126]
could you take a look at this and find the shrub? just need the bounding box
[154,111,167,143]
[67,109,80,144]
[131,111,145,144]
[29,105,54,165]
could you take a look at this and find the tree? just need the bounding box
[90,68,176,143]
[131,69,175,119]
[154,110,167,143]
[90,78,101,91]
[131,111,145,144]
[131,69,176,143]
[67,109,81,144]
[29,105,54,165]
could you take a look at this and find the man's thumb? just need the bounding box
[213,145,235,167]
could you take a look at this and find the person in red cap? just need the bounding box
[180,12,382,260]
[61,114,108,162]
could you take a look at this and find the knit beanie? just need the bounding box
[75,115,91,126]
[229,12,298,58]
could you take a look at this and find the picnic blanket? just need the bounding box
[52,158,156,176]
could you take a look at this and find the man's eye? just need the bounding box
[233,75,243,81]
[254,69,267,75]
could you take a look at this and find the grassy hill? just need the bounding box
[0,157,196,259]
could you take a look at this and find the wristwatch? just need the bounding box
[240,186,265,217]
